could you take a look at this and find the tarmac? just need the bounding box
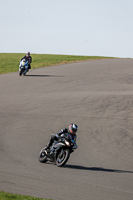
[0,58,133,200]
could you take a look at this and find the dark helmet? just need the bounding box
[69,123,78,134]
[26,52,30,56]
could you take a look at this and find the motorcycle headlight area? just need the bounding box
[65,140,70,146]
[22,61,25,65]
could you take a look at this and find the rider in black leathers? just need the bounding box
[45,123,78,151]
[21,52,32,70]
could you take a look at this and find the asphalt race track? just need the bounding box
[0,59,133,200]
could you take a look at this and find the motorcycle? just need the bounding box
[38,136,77,167]
[19,59,29,76]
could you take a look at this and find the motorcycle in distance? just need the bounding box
[19,59,29,76]
[39,134,77,167]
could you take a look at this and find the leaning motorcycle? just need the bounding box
[19,59,29,76]
[38,136,77,167]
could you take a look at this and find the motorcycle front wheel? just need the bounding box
[19,70,22,76]
[56,148,70,167]
[38,149,47,163]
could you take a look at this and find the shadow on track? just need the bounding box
[64,164,133,173]
[25,75,65,77]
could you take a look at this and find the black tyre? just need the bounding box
[38,149,47,163]
[23,70,27,76]
[19,70,22,76]
[56,148,70,167]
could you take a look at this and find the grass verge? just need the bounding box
[0,53,114,75]
[0,191,53,200]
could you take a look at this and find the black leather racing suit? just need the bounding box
[46,128,77,149]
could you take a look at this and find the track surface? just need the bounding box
[0,59,133,200]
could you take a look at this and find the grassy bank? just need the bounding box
[0,191,53,200]
[0,53,113,75]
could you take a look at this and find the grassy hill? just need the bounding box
[0,191,53,200]
[0,53,114,75]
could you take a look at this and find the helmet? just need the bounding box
[69,123,78,134]
[26,52,30,56]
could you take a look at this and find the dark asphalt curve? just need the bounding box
[0,59,133,200]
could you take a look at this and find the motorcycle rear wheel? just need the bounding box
[56,149,70,167]
[38,149,47,163]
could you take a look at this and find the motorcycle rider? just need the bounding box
[45,123,78,152]
[21,52,32,70]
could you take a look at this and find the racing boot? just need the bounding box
[44,134,55,152]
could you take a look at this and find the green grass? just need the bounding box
[0,53,114,75]
[0,191,53,200]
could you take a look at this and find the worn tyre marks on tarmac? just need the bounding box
[0,59,133,200]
